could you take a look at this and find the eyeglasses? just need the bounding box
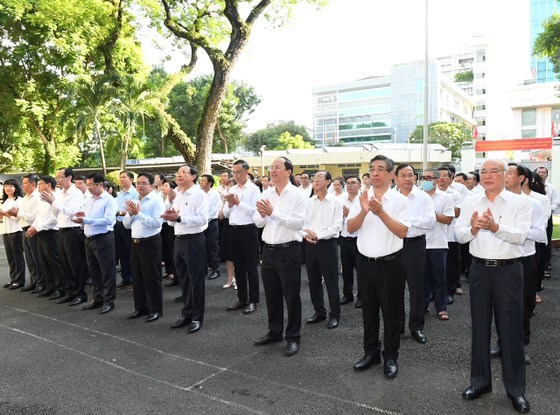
[269,165,285,171]
[346,181,359,185]
[369,167,387,173]
[420,176,435,180]
[136,181,151,186]
[480,168,504,175]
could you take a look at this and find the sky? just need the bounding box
[141,0,528,132]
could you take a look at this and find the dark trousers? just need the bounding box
[36,230,64,293]
[425,249,448,313]
[85,233,116,306]
[114,221,133,283]
[205,219,220,271]
[357,252,405,360]
[174,233,206,322]
[460,242,472,281]
[23,227,43,287]
[59,228,87,299]
[340,237,359,299]
[230,225,259,304]
[544,215,553,269]
[400,236,426,332]
[521,255,537,345]
[261,242,302,342]
[131,235,163,314]
[446,242,461,295]
[535,242,547,292]
[3,231,25,285]
[469,261,525,397]
[161,223,176,276]
[306,239,341,318]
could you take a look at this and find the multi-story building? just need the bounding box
[530,0,560,83]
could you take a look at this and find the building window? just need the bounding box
[521,108,536,138]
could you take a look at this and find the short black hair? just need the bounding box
[119,171,134,180]
[371,155,395,172]
[535,166,549,174]
[201,174,215,186]
[137,172,154,185]
[455,172,468,181]
[39,175,57,189]
[233,159,250,171]
[437,166,452,177]
[87,172,105,184]
[59,168,74,180]
[345,175,361,184]
[75,174,86,182]
[23,173,39,185]
[395,163,415,176]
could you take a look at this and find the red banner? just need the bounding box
[475,138,552,152]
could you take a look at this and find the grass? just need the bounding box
[553,215,560,240]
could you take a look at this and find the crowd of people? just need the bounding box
[1,157,557,414]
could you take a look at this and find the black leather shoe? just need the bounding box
[56,295,74,304]
[31,286,45,294]
[383,359,398,379]
[306,312,327,324]
[116,281,131,289]
[490,345,501,358]
[98,303,114,314]
[145,312,162,322]
[254,333,283,346]
[127,310,149,319]
[340,295,353,305]
[208,270,220,280]
[68,297,87,306]
[48,291,65,300]
[411,330,427,344]
[165,279,179,287]
[170,316,190,329]
[174,295,183,303]
[38,289,55,298]
[462,385,492,400]
[327,318,339,329]
[354,300,362,308]
[20,285,36,292]
[3,283,11,288]
[447,295,454,305]
[188,321,202,333]
[242,303,256,314]
[507,393,530,413]
[353,354,381,371]
[82,301,103,310]
[525,352,531,365]
[227,300,248,311]
[8,283,24,290]
[284,341,299,356]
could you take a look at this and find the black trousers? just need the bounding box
[535,242,547,292]
[544,215,553,269]
[85,232,116,306]
[261,242,302,342]
[339,237,359,299]
[306,239,341,318]
[400,236,426,332]
[424,249,448,313]
[3,231,25,286]
[357,252,405,360]
[230,225,259,304]
[521,255,537,345]
[460,242,472,281]
[469,261,525,397]
[22,227,43,287]
[114,221,133,283]
[446,242,461,295]
[59,227,87,299]
[204,219,220,271]
[131,235,163,314]
[161,223,176,276]
[36,230,65,293]
[174,233,206,322]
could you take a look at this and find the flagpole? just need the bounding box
[422,0,429,170]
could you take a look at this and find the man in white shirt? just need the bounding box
[535,166,557,278]
[123,172,165,322]
[396,164,436,344]
[347,155,410,379]
[162,165,208,334]
[299,172,312,198]
[253,157,307,356]
[456,159,532,413]
[115,171,138,288]
[223,160,261,315]
[200,174,221,280]
[303,171,343,329]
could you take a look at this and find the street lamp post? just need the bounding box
[260,145,266,176]
[422,0,429,170]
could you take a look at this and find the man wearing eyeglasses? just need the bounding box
[456,159,532,413]
[347,155,410,379]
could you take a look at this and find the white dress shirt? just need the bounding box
[223,181,260,225]
[216,184,228,198]
[450,181,471,199]
[253,183,307,244]
[206,188,221,220]
[455,189,532,259]
[171,186,208,235]
[304,193,343,241]
[348,187,410,258]
[52,184,83,228]
[521,194,547,257]
[400,186,436,238]
[300,185,313,199]
[444,187,464,243]
[529,190,551,222]
[123,191,165,238]
[32,197,60,232]
[426,189,455,250]
[18,191,41,228]
[82,191,117,237]
[1,198,23,234]
[340,193,360,238]
[544,182,559,212]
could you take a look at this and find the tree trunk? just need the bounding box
[216,122,228,154]
[121,118,132,171]
[95,117,108,176]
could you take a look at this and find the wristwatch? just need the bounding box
[176,216,181,223]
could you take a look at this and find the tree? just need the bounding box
[244,120,313,153]
[534,11,560,78]
[408,122,472,160]
[454,70,473,83]
[274,132,314,150]
[141,0,327,173]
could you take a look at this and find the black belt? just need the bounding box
[39,229,58,234]
[521,255,536,264]
[360,250,401,263]
[60,227,80,232]
[176,232,203,240]
[85,231,113,240]
[230,223,255,228]
[264,241,299,250]
[404,235,425,243]
[132,234,160,244]
[340,236,357,241]
[472,257,520,267]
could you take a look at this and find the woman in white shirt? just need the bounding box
[1,179,26,289]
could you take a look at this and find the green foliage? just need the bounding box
[408,122,472,160]
[454,70,473,83]
[244,121,313,153]
[275,132,314,150]
[534,12,560,77]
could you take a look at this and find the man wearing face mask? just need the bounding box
[421,169,455,321]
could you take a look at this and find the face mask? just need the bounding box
[421,180,434,192]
